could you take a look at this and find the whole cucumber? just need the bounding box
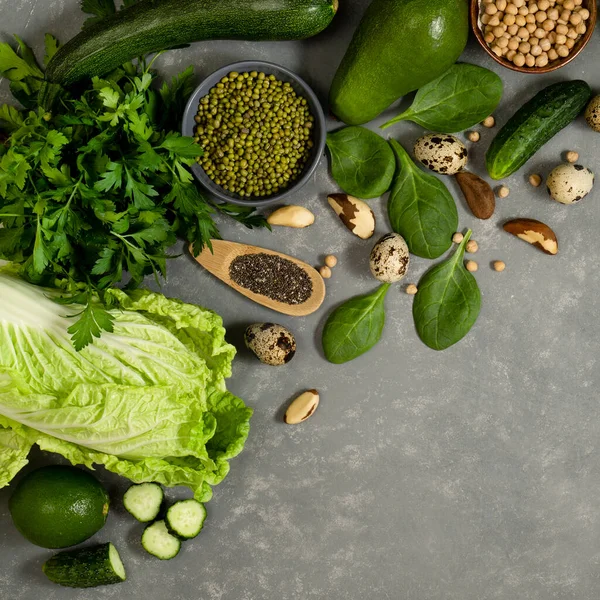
[45,0,338,87]
[486,80,592,180]
[329,0,468,125]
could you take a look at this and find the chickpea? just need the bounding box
[547,8,559,20]
[515,14,527,25]
[575,22,587,35]
[526,13,536,24]
[489,15,502,26]
[508,37,520,49]
[504,13,517,25]
[497,0,508,10]
[507,49,517,60]
[525,54,536,66]
[555,33,567,44]
[536,10,547,22]
[560,10,572,22]
[529,3,538,13]
[530,43,543,56]
[491,44,504,56]
[534,27,546,37]
[538,0,550,9]
[518,6,529,15]
[508,23,520,34]
[513,0,524,7]
[540,37,552,50]
[497,35,509,47]
[567,28,579,39]
[485,3,498,14]
[556,23,568,34]
[548,31,557,43]
[566,37,575,48]
[519,40,531,52]
[570,12,582,25]
[465,260,479,273]
[484,31,495,43]
[526,22,537,33]
[513,52,526,66]
[518,26,530,37]
[542,18,555,31]
[557,44,570,57]
[563,0,575,10]
[535,53,549,66]
[548,47,559,60]
[493,25,506,36]
[506,3,519,15]
[579,8,590,20]
[565,151,579,163]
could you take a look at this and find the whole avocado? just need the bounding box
[329,0,469,125]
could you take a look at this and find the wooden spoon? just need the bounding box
[189,240,326,316]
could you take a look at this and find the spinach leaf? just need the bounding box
[322,284,390,364]
[388,139,457,259]
[413,230,481,351]
[382,64,503,133]
[326,126,395,199]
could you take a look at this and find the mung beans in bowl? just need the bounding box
[470,0,597,73]
[182,61,326,207]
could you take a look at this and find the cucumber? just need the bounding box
[166,499,207,540]
[45,0,337,88]
[141,520,181,560]
[123,483,164,523]
[42,543,126,588]
[486,80,592,180]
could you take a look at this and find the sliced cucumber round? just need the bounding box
[166,499,207,540]
[141,520,181,560]
[123,483,164,523]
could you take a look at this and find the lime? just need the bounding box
[9,465,109,549]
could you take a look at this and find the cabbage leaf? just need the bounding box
[0,271,251,500]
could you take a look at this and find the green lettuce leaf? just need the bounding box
[0,271,251,500]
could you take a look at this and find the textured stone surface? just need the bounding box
[1,2,600,599]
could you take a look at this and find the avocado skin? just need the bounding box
[329,0,469,125]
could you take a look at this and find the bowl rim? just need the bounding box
[470,0,597,74]
[182,60,327,207]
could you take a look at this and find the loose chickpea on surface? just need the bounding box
[493,261,507,272]
[529,173,542,187]
[468,131,481,142]
[479,0,591,68]
[466,240,479,253]
[465,260,479,273]
[405,284,418,295]
[452,232,464,244]
[319,266,332,279]
[566,150,579,163]
[324,255,338,268]
[497,185,510,198]
[482,116,496,128]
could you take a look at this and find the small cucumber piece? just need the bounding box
[123,483,164,523]
[43,543,126,588]
[166,499,207,540]
[486,80,591,180]
[141,520,181,560]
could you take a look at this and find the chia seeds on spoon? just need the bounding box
[229,253,313,305]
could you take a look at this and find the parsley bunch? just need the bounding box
[0,36,267,349]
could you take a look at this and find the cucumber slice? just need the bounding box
[123,483,164,523]
[141,520,181,560]
[43,543,126,588]
[165,499,207,540]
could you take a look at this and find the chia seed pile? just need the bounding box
[229,253,313,305]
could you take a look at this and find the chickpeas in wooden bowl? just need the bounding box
[471,0,597,73]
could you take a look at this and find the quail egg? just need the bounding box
[546,163,594,205]
[414,134,468,175]
[369,233,410,283]
[585,96,600,133]
[244,323,296,366]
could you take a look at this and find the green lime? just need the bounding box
[9,465,109,549]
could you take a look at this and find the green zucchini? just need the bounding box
[486,80,591,180]
[42,543,126,588]
[45,0,337,88]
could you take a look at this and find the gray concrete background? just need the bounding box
[1,1,600,599]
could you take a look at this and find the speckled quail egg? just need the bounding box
[546,163,594,205]
[414,134,468,175]
[369,233,410,283]
[244,323,296,366]
[585,96,600,132]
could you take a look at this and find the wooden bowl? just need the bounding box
[470,0,597,74]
